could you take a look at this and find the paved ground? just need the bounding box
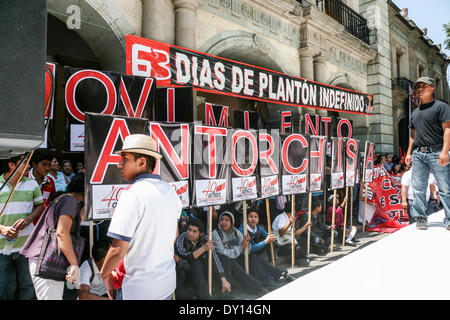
[224,225,390,300]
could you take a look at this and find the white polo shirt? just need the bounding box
[107,174,182,300]
[401,170,436,201]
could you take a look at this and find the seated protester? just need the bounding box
[326,195,357,247]
[212,211,264,294]
[238,210,294,284]
[271,201,311,265]
[297,198,334,256]
[78,241,111,300]
[174,219,231,299]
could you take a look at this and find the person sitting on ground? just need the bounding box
[78,241,111,300]
[212,211,264,295]
[326,194,357,247]
[174,219,231,299]
[271,200,311,265]
[297,198,335,256]
[238,210,294,284]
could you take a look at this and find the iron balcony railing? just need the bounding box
[316,0,370,44]
[392,77,414,91]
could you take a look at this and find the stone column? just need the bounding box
[173,0,199,49]
[313,53,328,116]
[142,0,168,42]
[299,48,315,81]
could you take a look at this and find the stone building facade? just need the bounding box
[46,0,449,154]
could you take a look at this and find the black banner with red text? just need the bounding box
[126,35,374,115]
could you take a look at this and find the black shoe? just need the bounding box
[416,219,428,230]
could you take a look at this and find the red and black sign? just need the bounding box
[204,103,229,127]
[363,141,375,183]
[230,129,259,201]
[331,137,345,190]
[149,122,192,207]
[344,138,359,187]
[118,74,155,119]
[259,130,281,198]
[309,135,327,192]
[192,124,231,206]
[41,62,57,149]
[280,111,293,133]
[64,67,121,152]
[233,110,259,130]
[303,113,321,136]
[336,117,353,139]
[84,113,147,220]
[155,87,193,123]
[126,35,374,115]
[280,133,309,195]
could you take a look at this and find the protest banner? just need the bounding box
[155,86,193,122]
[259,130,281,198]
[65,67,121,152]
[362,141,375,231]
[149,122,192,207]
[192,124,231,207]
[280,111,292,133]
[84,113,147,220]
[118,74,155,119]
[204,103,229,127]
[126,35,374,115]
[233,110,259,130]
[280,133,310,195]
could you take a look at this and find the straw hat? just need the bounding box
[115,134,162,160]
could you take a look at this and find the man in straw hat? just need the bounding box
[405,77,450,230]
[100,134,182,299]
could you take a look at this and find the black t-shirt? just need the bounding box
[409,99,450,148]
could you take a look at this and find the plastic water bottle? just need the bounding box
[4,226,17,255]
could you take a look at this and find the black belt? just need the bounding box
[415,145,442,153]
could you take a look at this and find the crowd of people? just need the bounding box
[0,77,447,300]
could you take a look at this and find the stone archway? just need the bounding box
[197,30,296,128]
[47,0,137,72]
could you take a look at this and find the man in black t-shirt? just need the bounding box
[405,77,450,230]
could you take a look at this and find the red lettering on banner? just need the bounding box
[231,131,258,176]
[195,126,227,179]
[205,103,228,127]
[304,114,319,135]
[167,88,175,122]
[337,118,352,138]
[91,118,130,184]
[120,77,154,118]
[150,123,190,180]
[259,133,278,174]
[337,138,343,172]
[320,116,332,137]
[66,69,117,123]
[280,111,291,133]
[346,139,357,170]
[244,111,250,130]
[282,134,308,174]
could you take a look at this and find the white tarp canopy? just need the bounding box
[259,209,450,300]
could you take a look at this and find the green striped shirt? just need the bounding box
[0,174,43,254]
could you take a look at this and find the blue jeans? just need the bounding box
[411,150,450,225]
[0,253,36,300]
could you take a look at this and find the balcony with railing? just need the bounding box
[315,0,370,44]
[392,77,414,91]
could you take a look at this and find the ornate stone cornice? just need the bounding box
[204,0,301,45]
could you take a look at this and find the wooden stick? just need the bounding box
[89,221,94,258]
[307,192,312,256]
[342,187,349,246]
[243,200,249,274]
[291,194,296,269]
[362,184,368,232]
[330,189,337,253]
[350,187,353,227]
[208,206,213,296]
[265,198,275,266]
